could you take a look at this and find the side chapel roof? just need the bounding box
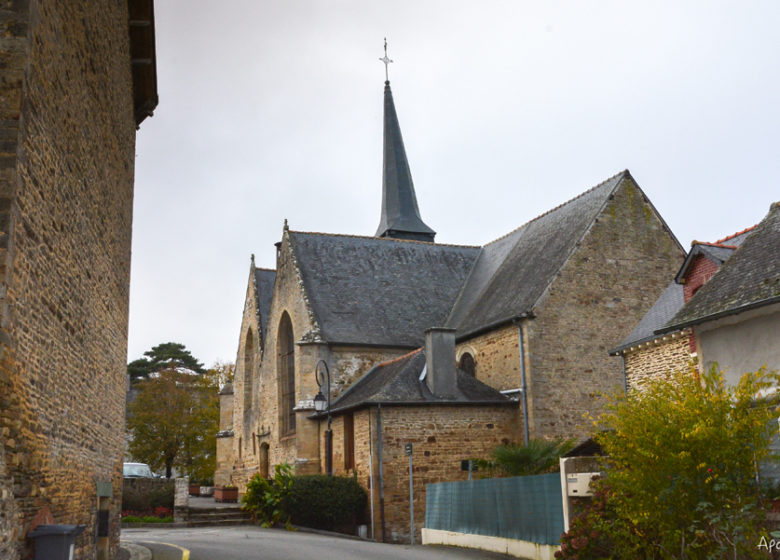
[660,202,780,332]
[447,171,644,338]
[288,232,480,347]
[329,349,513,414]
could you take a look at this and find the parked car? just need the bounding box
[123,462,154,478]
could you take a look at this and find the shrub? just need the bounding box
[557,365,780,560]
[242,463,295,528]
[287,474,368,531]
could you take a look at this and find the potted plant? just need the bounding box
[215,485,238,503]
[188,479,201,497]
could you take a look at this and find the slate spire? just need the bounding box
[374,58,435,242]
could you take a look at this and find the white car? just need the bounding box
[123,462,154,478]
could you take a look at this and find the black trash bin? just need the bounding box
[28,524,86,560]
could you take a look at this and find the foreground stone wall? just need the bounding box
[0,2,137,558]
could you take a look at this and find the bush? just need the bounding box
[242,463,368,533]
[557,365,780,560]
[242,463,295,528]
[287,475,368,531]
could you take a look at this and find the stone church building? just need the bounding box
[216,77,685,542]
[0,2,157,559]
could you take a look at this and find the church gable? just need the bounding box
[447,171,629,338]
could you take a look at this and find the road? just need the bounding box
[122,526,516,560]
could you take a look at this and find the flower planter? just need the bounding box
[215,486,238,503]
[188,483,201,497]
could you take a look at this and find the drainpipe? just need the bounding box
[621,354,628,394]
[377,404,386,541]
[368,408,375,539]
[514,319,530,446]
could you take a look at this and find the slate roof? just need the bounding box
[288,232,481,347]
[660,202,780,332]
[675,243,737,283]
[610,281,685,353]
[375,81,436,242]
[447,171,631,338]
[329,349,514,413]
[254,268,276,345]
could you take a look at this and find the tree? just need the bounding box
[126,360,231,480]
[474,438,574,477]
[557,365,780,560]
[127,342,205,383]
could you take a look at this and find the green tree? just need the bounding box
[557,365,780,560]
[127,361,228,479]
[474,438,574,477]
[127,342,205,383]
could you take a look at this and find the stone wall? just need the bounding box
[0,2,137,559]
[624,333,693,392]
[455,324,522,392]
[525,177,684,440]
[377,405,518,543]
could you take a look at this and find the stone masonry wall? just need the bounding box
[526,177,684,440]
[0,2,137,559]
[455,324,522,392]
[624,334,693,393]
[376,405,518,543]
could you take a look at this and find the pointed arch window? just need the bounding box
[278,312,296,436]
[244,329,255,411]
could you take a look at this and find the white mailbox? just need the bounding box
[566,472,599,497]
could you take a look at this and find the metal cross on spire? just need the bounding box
[379,37,393,82]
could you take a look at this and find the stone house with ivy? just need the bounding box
[216,77,684,542]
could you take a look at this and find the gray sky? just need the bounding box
[129,1,780,368]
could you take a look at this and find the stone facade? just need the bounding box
[0,2,153,559]
[457,178,685,440]
[623,333,693,392]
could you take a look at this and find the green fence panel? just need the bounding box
[425,473,564,545]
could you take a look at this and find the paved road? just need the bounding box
[122,526,516,560]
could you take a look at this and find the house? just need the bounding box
[611,202,779,390]
[0,2,157,559]
[216,75,684,542]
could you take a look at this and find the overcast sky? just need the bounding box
[128,1,780,368]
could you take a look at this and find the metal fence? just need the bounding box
[425,473,564,545]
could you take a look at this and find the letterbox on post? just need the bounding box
[28,524,86,560]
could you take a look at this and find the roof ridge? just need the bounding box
[692,241,738,250]
[482,170,628,247]
[376,347,423,367]
[714,225,757,245]
[254,267,276,272]
[288,229,479,250]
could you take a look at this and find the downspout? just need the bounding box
[377,403,386,541]
[514,319,530,445]
[621,353,628,394]
[368,408,375,539]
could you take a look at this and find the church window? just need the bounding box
[244,329,255,411]
[344,413,355,471]
[459,352,476,377]
[278,312,296,436]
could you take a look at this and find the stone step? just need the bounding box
[185,508,253,527]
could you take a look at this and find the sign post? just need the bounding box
[405,442,414,544]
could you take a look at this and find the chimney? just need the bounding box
[424,327,458,399]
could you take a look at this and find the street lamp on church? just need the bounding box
[313,360,333,476]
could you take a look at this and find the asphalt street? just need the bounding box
[122,526,517,560]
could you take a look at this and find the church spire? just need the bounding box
[375,40,436,243]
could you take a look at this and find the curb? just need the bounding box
[120,541,152,560]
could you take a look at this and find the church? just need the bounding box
[215,72,685,542]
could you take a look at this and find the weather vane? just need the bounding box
[379,37,393,82]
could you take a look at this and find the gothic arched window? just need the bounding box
[243,329,255,411]
[277,312,296,436]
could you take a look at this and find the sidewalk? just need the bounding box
[119,541,152,560]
